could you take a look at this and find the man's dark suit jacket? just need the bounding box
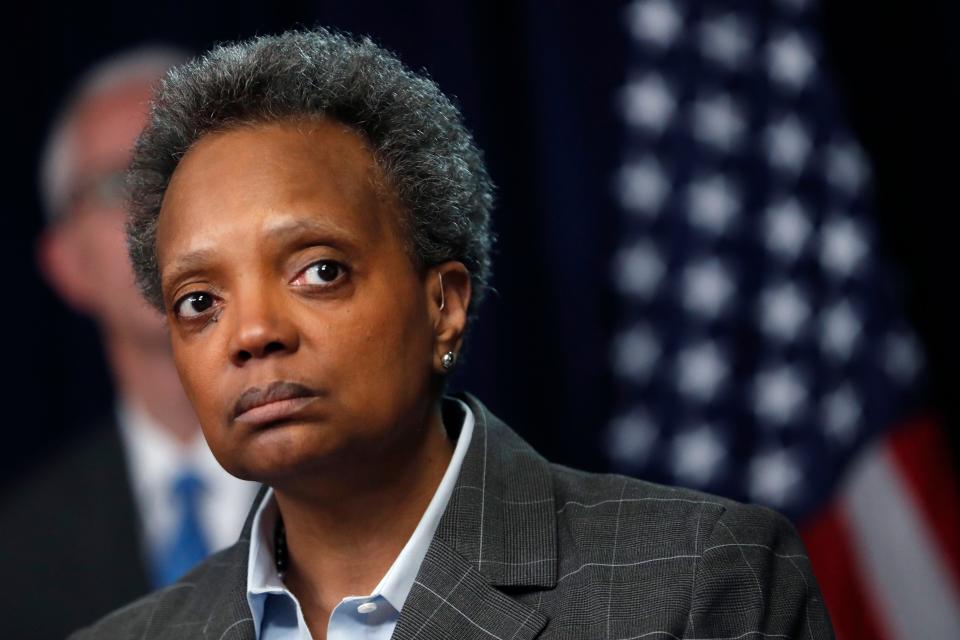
[71,395,833,639]
[0,419,152,639]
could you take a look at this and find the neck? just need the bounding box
[274,402,454,633]
[103,331,201,446]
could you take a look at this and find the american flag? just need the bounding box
[607,0,960,637]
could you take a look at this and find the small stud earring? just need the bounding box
[441,351,457,370]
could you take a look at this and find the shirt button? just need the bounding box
[357,602,378,614]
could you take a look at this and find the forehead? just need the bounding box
[156,119,401,277]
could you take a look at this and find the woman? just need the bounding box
[72,29,832,640]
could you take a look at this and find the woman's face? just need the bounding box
[155,119,464,484]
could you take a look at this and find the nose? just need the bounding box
[228,287,300,366]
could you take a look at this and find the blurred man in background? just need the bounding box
[0,48,258,639]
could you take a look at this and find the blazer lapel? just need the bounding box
[143,539,255,640]
[392,394,557,640]
[149,488,269,640]
[198,486,272,640]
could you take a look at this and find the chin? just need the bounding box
[212,420,347,483]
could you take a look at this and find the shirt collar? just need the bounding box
[376,398,474,608]
[245,399,475,630]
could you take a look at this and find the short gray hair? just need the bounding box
[128,28,495,317]
[39,46,190,222]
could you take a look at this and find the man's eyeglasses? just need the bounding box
[65,170,129,214]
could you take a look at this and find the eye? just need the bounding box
[294,260,346,287]
[174,292,218,319]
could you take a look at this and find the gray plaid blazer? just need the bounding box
[70,394,833,639]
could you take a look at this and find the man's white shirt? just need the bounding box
[117,400,259,561]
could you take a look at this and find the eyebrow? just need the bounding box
[261,217,360,245]
[161,216,362,295]
[162,247,218,296]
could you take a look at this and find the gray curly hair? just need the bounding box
[127,28,494,316]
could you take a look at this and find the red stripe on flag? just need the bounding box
[802,503,889,640]
[885,414,960,596]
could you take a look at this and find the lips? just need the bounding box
[233,381,320,424]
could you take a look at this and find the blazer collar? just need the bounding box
[391,393,556,640]
[434,393,557,588]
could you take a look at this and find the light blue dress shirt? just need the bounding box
[246,401,475,639]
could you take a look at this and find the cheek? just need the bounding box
[330,282,435,406]
[171,336,223,433]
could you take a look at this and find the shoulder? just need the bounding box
[548,465,832,638]
[0,418,153,638]
[0,418,138,560]
[68,543,250,640]
[549,462,804,569]
[549,463,743,539]
[67,587,169,640]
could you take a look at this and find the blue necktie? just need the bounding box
[152,470,210,587]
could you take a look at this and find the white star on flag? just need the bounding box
[675,341,728,402]
[764,197,812,260]
[820,216,868,278]
[749,448,803,506]
[699,13,752,70]
[622,73,676,133]
[693,93,746,152]
[822,385,862,444]
[767,31,815,91]
[612,325,662,382]
[826,140,870,195]
[617,157,670,216]
[682,257,735,318]
[670,425,727,486]
[754,365,807,425]
[687,174,740,234]
[607,410,659,465]
[765,115,812,174]
[626,0,682,49]
[613,239,666,298]
[820,299,862,360]
[758,281,810,342]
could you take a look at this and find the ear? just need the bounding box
[36,226,96,314]
[427,261,471,372]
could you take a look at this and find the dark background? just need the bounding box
[3,0,958,486]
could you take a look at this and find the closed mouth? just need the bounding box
[233,380,320,419]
